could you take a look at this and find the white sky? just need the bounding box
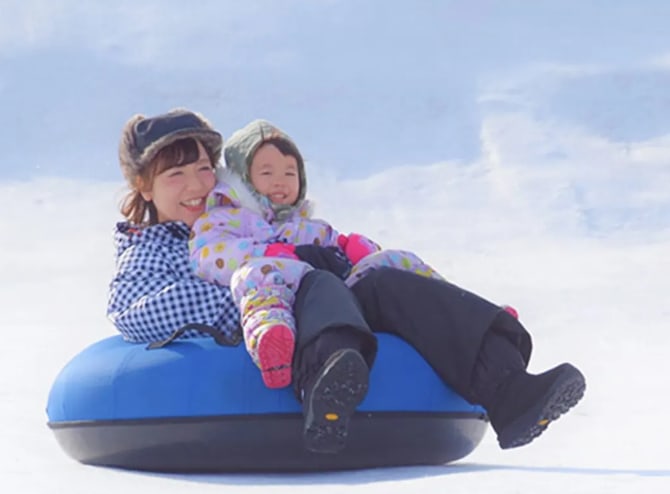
[1,1,669,492]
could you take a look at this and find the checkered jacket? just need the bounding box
[107,221,241,343]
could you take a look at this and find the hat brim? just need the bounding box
[138,128,223,168]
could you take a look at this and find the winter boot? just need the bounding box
[502,304,519,319]
[489,363,586,449]
[256,324,295,389]
[302,348,369,453]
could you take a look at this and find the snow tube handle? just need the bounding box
[146,323,242,350]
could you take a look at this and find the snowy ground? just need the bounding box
[2,1,669,493]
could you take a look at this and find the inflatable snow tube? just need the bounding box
[47,333,488,472]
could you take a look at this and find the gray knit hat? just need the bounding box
[119,108,222,183]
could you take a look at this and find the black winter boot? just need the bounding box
[471,330,586,449]
[489,363,586,449]
[302,348,369,454]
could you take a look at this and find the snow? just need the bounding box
[1,1,669,492]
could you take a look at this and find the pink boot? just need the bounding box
[503,305,519,319]
[257,324,295,389]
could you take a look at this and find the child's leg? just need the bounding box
[231,257,313,388]
[344,249,443,287]
[345,250,521,319]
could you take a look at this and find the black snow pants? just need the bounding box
[291,267,533,405]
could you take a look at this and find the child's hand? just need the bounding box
[264,243,299,260]
[337,233,381,264]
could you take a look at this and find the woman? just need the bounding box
[107,108,240,344]
[108,109,586,458]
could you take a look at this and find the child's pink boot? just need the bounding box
[257,324,295,389]
[503,305,519,319]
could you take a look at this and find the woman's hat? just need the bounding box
[119,108,222,182]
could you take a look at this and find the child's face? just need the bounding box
[141,140,216,227]
[249,143,300,205]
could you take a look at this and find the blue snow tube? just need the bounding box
[46,333,488,472]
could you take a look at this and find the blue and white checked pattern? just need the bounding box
[107,221,241,343]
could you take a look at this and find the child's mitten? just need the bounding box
[337,233,381,264]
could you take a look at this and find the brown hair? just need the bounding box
[119,137,216,225]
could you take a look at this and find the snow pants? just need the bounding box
[291,267,533,404]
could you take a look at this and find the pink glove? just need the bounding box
[337,233,380,264]
[264,243,299,260]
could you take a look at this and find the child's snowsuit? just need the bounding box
[189,120,443,387]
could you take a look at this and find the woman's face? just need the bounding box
[249,143,300,205]
[141,140,216,227]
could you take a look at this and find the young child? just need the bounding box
[188,119,446,388]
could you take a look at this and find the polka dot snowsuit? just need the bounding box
[189,171,442,369]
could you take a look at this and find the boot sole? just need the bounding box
[303,349,369,454]
[257,325,295,389]
[498,363,586,449]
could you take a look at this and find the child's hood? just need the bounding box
[211,168,267,218]
[223,119,307,205]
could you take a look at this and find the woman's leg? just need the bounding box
[349,267,531,400]
[292,269,378,453]
[471,331,586,449]
[350,267,585,449]
[292,270,377,387]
